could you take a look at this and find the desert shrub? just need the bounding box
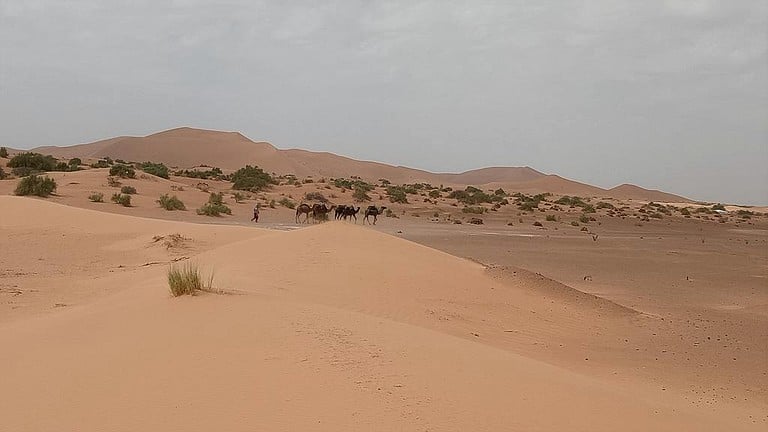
[167,263,214,297]
[120,185,137,194]
[139,161,170,179]
[333,178,374,191]
[109,164,135,178]
[175,167,224,180]
[386,186,409,204]
[514,193,549,212]
[111,193,132,207]
[268,199,276,208]
[232,191,246,203]
[90,159,110,168]
[68,157,82,167]
[14,175,57,197]
[546,214,557,221]
[88,192,104,203]
[649,212,664,219]
[107,176,122,187]
[385,208,398,218]
[0,147,7,158]
[596,201,615,210]
[278,197,296,209]
[8,152,59,174]
[462,206,485,214]
[0,167,6,180]
[197,192,231,216]
[680,207,691,216]
[533,221,543,227]
[231,165,276,192]
[570,221,579,226]
[304,191,328,202]
[157,194,186,211]
[353,187,371,202]
[579,214,590,223]
[712,203,726,211]
[494,188,508,197]
[428,189,441,199]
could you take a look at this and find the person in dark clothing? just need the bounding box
[251,203,260,222]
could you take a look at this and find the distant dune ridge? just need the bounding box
[31,127,689,202]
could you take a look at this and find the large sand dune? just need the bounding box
[1,196,763,430]
[28,127,690,202]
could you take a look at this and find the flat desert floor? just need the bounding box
[1,171,767,431]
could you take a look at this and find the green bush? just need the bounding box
[197,192,231,216]
[428,189,441,199]
[14,175,57,197]
[111,193,132,207]
[0,147,8,158]
[109,164,135,178]
[167,263,214,297]
[90,159,110,168]
[157,194,186,211]
[174,167,224,180]
[107,176,122,187]
[68,158,82,168]
[8,152,58,173]
[232,192,246,203]
[353,187,371,202]
[88,192,104,203]
[231,165,276,192]
[120,185,137,194]
[579,214,590,223]
[386,186,408,204]
[139,161,170,179]
[0,167,6,180]
[278,197,296,209]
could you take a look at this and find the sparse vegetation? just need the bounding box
[353,187,371,202]
[111,193,132,207]
[462,206,486,214]
[546,214,557,221]
[139,161,170,179]
[278,197,296,209]
[386,186,409,204]
[157,194,186,211]
[90,159,111,168]
[88,192,104,203]
[14,175,57,197]
[120,185,137,195]
[514,193,549,211]
[712,203,726,211]
[579,214,590,223]
[0,147,8,158]
[167,263,214,297]
[428,189,441,199]
[304,191,328,203]
[174,167,224,180]
[109,163,136,178]
[232,192,246,203]
[197,192,231,216]
[107,176,122,187]
[231,165,276,192]
[0,167,6,180]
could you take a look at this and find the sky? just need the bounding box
[1,1,766,204]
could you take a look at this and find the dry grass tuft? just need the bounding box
[167,263,214,297]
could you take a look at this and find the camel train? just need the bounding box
[296,203,386,225]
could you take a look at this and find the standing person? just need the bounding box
[251,203,260,222]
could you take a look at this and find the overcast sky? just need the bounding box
[1,1,766,204]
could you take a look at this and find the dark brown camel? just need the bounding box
[335,205,348,220]
[363,206,387,225]
[311,203,336,223]
[342,206,361,223]
[295,203,313,224]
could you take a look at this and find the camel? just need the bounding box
[295,203,313,224]
[335,205,348,220]
[311,203,336,223]
[342,206,361,223]
[363,206,387,225]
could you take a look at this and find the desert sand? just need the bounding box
[1,134,766,430]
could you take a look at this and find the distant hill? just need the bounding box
[30,127,690,202]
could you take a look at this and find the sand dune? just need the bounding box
[1,196,762,430]
[29,127,690,202]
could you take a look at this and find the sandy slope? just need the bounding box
[1,197,764,430]
[27,127,690,201]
